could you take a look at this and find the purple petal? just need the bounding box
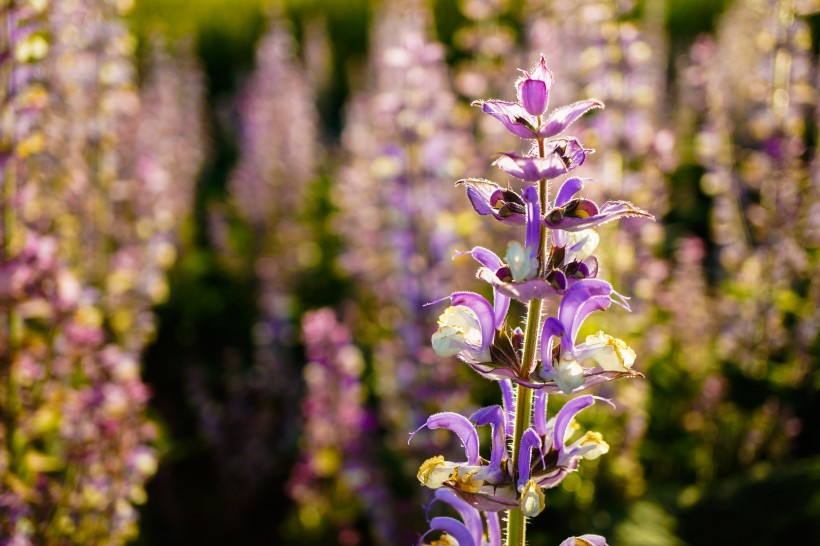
[546,200,654,231]
[458,246,504,271]
[474,100,538,139]
[523,186,540,260]
[499,380,515,436]
[467,185,497,216]
[518,78,548,116]
[539,99,604,139]
[518,428,545,488]
[456,247,510,329]
[555,177,584,207]
[411,412,480,465]
[553,395,595,452]
[583,257,599,278]
[552,227,568,249]
[567,236,593,256]
[471,406,508,481]
[533,389,549,437]
[553,138,589,170]
[494,153,569,182]
[540,317,565,373]
[557,279,615,346]
[485,512,502,546]
[559,535,609,546]
[431,490,484,546]
[423,517,476,546]
[477,268,560,303]
[493,291,511,332]
[459,178,527,225]
[517,56,553,116]
[529,55,553,86]
[450,292,495,351]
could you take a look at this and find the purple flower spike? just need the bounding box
[411,412,480,465]
[559,535,609,546]
[538,99,605,139]
[516,56,553,116]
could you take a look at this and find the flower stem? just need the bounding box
[506,131,550,546]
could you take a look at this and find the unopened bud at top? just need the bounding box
[516,55,553,116]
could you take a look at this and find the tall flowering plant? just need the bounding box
[414,56,652,545]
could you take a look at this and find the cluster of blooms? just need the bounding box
[188,18,316,519]
[1,0,205,543]
[650,0,819,483]
[286,308,397,544]
[336,0,480,467]
[0,235,156,544]
[415,55,651,545]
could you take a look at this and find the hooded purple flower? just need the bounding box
[430,290,508,366]
[539,279,640,393]
[546,177,654,235]
[473,55,604,140]
[524,393,613,490]
[410,406,519,513]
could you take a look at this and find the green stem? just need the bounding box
[505,129,550,546]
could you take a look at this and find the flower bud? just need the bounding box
[519,479,546,517]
